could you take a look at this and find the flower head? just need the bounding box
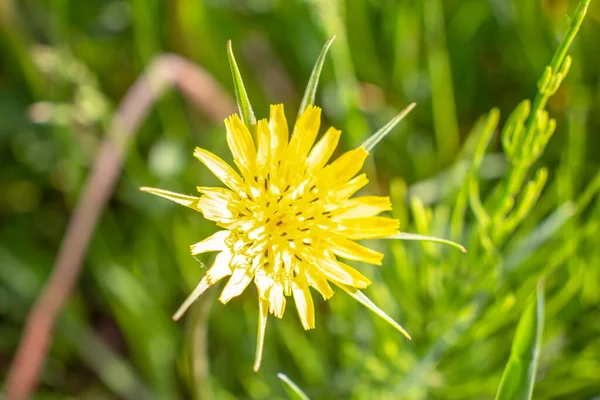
[142,105,403,367]
[141,38,429,371]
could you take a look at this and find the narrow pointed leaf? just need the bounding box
[227,40,256,127]
[277,373,311,400]
[297,36,335,119]
[384,232,467,253]
[362,103,416,152]
[337,283,411,339]
[495,282,545,400]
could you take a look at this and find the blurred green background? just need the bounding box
[1,0,600,399]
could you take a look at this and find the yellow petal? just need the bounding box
[256,119,271,170]
[196,186,239,198]
[306,269,334,299]
[320,147,369,186]
[333,196,392,220]
[254,271,274,299]
[205,251,233,284]
[173,277,210,321]
[268,282,286,318]
[334,173,369,200]
[319,257,371,288]
[197,195,236,222]
[219,268,253,303]
[325,235,383,265]
[190,230,231,255]
[292,280,315,330]
[306,127,341,173]
[268,104,289,161]
[197,188,244,220]
[194,147,244,191]
[225,114,257,179]
[288,105,321,159]
[139,187,199,209]
[335,216,400,240]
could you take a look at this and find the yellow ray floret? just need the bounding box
[140,104,401,370]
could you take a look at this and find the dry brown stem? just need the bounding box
[5,54,235,400]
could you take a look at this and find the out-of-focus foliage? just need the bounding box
[495,283,544,400]
[1,0,599,399]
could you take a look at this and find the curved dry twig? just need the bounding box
[5,54,235,400]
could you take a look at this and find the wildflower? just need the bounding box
[141,103,400,365]
[140,38,460,370]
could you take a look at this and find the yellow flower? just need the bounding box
[141,104,401,369]
[140,38,465,371]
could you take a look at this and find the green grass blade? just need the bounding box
[495,282,545,400]
[227,40,256,127]
[422,0,460,164]
[384,232,467,253]
[297,36,335,119]
[504,202,576,271]
[277,373,311,400]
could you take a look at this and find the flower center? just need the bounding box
[224,171,333,289]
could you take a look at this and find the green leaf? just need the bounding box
[277,373,311,400]
[384,232,467,253]
[297,36,335,119]
[337,283,411,339]
[227,40,256,127]
[495,282,545,400]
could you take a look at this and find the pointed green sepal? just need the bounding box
[139,187,199,210]
[227,40,256,127]
[362,103,416,152]
[297,36,335,119]
[337,283,411,339]
[277,373,311,400]
[172,277,210,321]
[384,232,467,253]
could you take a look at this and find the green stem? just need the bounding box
[189,297,212,400]
[523,0,590,137]
[548,0,590,71]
